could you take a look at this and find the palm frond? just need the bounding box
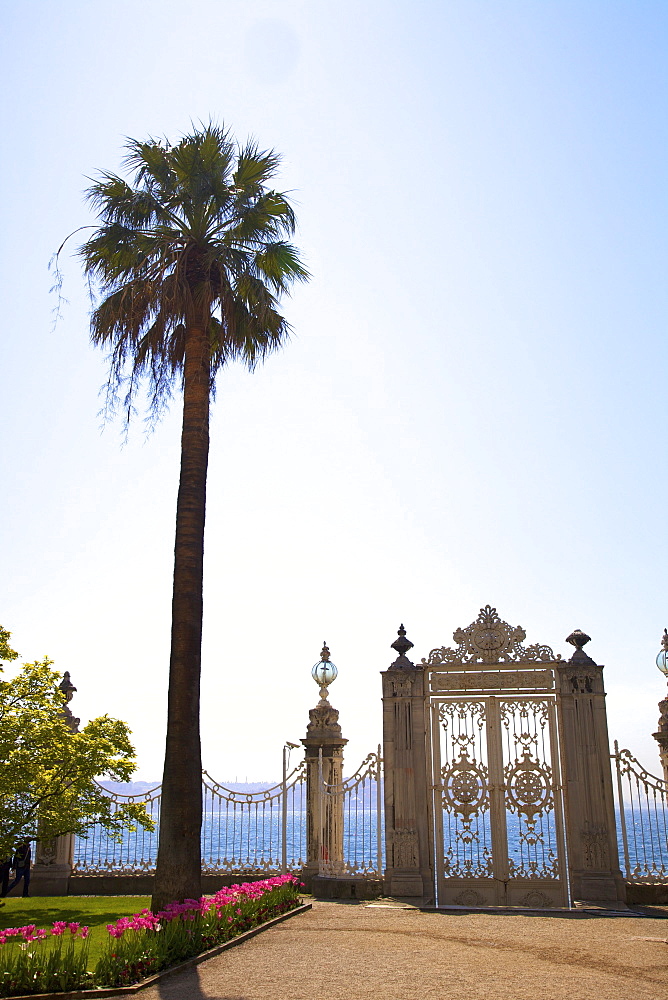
[233,139,281,191]
[79,124,308,422]
[254,242,310,293]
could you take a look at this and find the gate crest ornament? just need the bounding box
[422,606,559,667]
[440,750,489,843]
[504,751,553,828]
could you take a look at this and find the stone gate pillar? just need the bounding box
[653,696,668,786]
[556,631,626,907]
[301,645,347,883]
[381,625,433,900]
[31,672,78,896]
[652,629,668,784]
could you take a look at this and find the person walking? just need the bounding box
[0,858,12,898]
[4,842,31,897]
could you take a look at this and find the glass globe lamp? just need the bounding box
[312,642,338,700]
[657,629,668,677]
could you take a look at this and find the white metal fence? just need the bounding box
[74,750,384,877]
[73,762,308,876]
[74,782,162,874]
[612,742,668,883]
[318,746,383,877]
[70,741,668,889]
[201,764,308,874]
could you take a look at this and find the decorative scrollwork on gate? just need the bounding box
[438,700,486,730]
[438,700,493,878]
[430,614,567,904]
[501,698,549,735]
[504,752,553,838]
[423,606,559,667]
[500,700,560,879]
[441,751,490,843]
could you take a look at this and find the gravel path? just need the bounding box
[142,901,668,1000]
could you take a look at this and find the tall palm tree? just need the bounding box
[79,124,308,910]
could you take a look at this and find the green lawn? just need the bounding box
[0,897,151,965]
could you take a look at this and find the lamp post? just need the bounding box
[653,629,668,785]
[301,642,347,883]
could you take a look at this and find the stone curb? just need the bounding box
[3,903,312,1000]
[418,905,638,918]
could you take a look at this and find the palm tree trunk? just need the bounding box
[152,321,209,911]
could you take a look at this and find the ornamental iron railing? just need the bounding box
[612,742,668,883]
[73,749,384,877]
[73,782,162,875]
[201,765,307,874]
[73,762,307,876]
[318,746,384,877]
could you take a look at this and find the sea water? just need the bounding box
[74,805,667,879]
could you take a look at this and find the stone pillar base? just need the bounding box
[29,864,71,896]
[311,875,383,900]
[571,871,627,908]
[385,872,426,897]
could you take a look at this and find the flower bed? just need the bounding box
[0,874,302,997]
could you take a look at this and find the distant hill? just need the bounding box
[98,779,280,796]
[98,780,161,796]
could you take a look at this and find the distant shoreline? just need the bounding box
[98,780,281,795]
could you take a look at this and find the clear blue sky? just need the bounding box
[1,0,667,779]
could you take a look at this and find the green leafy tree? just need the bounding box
[0,626,18,663]
[0,627,151,859]
[76,124,308,909]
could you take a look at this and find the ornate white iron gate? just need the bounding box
[427,607,569,908]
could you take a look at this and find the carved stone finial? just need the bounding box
[657,693,668,733]
[59,671,76,702]
[391,625,413,658]
[565,630,591,650]
[59,671,80,732]
[306,701,342,738]
[565,629,596,667]
[390,624,416,670]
